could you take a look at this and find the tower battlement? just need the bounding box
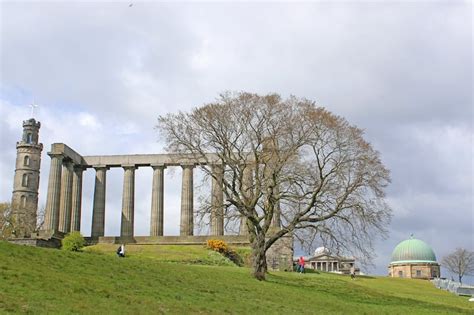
[23,118,41,128]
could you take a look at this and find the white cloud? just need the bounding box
[78,112,102,130]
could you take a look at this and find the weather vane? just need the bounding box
[29,100,39,118]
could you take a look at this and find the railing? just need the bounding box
[431,278,474,297]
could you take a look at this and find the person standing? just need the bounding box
[298,256,305,273]
[350,265,355,279]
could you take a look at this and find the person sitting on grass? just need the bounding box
[116,244,125,258]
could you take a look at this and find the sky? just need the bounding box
[0,1,472,280]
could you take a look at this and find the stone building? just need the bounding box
[388,236,440,279]
[297,247,359,274]
[10,118,43,237]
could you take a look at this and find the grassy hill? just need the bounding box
[1,241,473,314]
[83,243,253,266]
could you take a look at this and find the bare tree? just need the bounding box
[36,204,46,232]
[0,202,14,239]
[157,92,391,280]
[442,248,474,284]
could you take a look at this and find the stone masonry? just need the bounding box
[10,118,43,238]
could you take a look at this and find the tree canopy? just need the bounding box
[158,92,391,280]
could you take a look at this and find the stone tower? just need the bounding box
[10,118,43,237]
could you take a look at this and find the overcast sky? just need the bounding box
[0,1,472,279]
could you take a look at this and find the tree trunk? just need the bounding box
[252,234,267,280]
[459,274,462,284]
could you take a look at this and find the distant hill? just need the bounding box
[0,241,472,314]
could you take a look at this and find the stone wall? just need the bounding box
[87,235,251,245]
[266,235,294,272]
[8,237,61,248]
[388,263,440,279]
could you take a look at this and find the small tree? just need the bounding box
[36,205,46,231]
[158,92,391,280]
[442,248,474,284]
[62,231,86,251]
[0,202,14,239]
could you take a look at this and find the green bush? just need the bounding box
[206,239,244,266]
[61,231,85,251]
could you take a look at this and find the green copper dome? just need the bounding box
[390,237,437,264]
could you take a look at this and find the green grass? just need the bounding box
[1,241,473,314]
[84,243,240,266]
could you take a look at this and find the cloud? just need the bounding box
[78,113,102,130]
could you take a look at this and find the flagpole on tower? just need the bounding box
[29,99,39,118]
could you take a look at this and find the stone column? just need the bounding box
[91,166,108,238]
[70,165,84,232]
[120,165,136,238]
[150,164,165,236]
[271,184,282,228]
[210,164,224,236]
[239,165,253,235]
[263,139,281,229]
[44,153,64,231]
[180,164,194,236]
[58,161,73,233]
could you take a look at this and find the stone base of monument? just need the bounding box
[265,235,294,272]
[8,237,62,248]
[7,230,65,248]
[86,235,252,245]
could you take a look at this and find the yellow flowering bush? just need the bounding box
[206,239,229,254]
[206,239,243,266]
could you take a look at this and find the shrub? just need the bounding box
[206,239,229,253]
[62,231,85,251]
[206,239,243,266]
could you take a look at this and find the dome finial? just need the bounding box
[410,233,414,239]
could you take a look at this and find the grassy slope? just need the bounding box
[83,243,252,266]
[0,242,472,314]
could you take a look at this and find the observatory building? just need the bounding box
[388,236,440,279]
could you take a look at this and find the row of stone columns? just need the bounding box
[316,261,339,272]
[44,156,234,238]
[44,154,84,234]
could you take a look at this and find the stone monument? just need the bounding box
[9,118,294,269]
[10,118,43,238]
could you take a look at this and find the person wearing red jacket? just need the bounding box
[298,256,305,273]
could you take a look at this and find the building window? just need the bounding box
[398,270,403,278]
[24,156,30,166]
[26,133,32,143]
[22,174,29,187]
[21,196,27,207]
[416,270,421,277]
